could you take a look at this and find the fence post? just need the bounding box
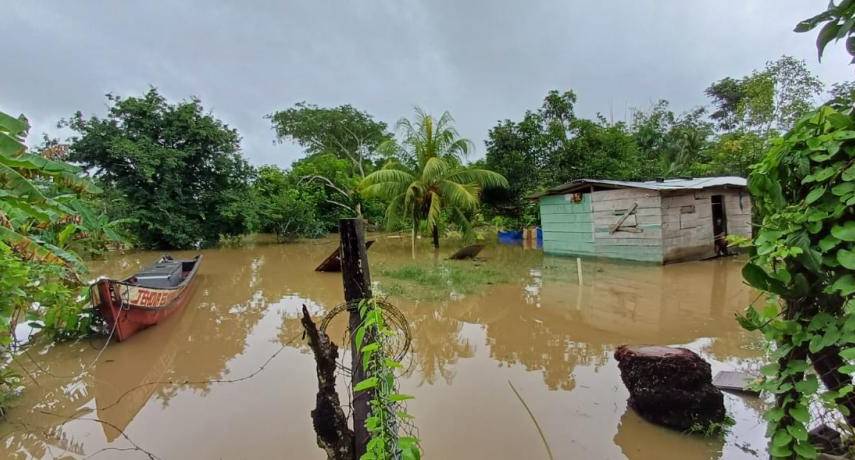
[339,218,373,457]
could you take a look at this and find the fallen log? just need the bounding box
[315,240,375,272]
[448,244,484,260]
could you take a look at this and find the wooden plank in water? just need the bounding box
[448,244,484,260]
[712,371,759,396]
[314,240,375,272]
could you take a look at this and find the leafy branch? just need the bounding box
[352,298,421,460]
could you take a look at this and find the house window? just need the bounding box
[679,205,697,229]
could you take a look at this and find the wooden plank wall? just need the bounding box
[661,188,752,263]
[539,193,596,256]
[540,187,752,264]
[590,189,664,263]
[661,192,715,263]
[723,190,753,238]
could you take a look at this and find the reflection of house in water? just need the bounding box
[535,177,752,263]
[535,256,755,347]
[442,255,756,391]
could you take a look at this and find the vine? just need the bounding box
[352,298,421,460]
[736,106,855,459]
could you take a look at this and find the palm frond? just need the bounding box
[421,156,450,183]
[437,180,479,211]
[445,168,509,188]
[426,191,441,231]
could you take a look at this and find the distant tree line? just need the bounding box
[55,55,852,249]
[480,56,853,227]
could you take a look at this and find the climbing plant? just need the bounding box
[353,298,421,460]
[737,106,855,459]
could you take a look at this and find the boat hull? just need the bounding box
[93,256,201,342]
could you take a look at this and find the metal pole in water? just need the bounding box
[576,257,583,286]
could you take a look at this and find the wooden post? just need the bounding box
[339,218,373,458]
[576,257,583,286]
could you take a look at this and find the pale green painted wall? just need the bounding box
[540,194,596,256]
[539,193,664,263]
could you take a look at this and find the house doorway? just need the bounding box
[711,195,728,256]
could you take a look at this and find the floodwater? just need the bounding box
[0,235,768,459]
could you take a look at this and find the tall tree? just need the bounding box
[705,56,823,135]
[361,109,507,250]
[65,89,255,249]
[269,103,392,177]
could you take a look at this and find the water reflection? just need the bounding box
[0,237,765,459]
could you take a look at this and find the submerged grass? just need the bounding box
[376,261,509,300]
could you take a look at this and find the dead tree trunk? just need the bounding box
[300,305,355,460]
[431,225,439,249]
[339,218,373,458]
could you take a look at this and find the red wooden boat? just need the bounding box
[91,255,202,342]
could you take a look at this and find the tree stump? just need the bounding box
[614,345,725,431]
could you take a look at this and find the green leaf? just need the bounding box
[832,222,855,241]
[766,406,786,422]
[817,20,841,61]
[389,393,415,402]
[742,263,770,290]
[805,186,826,204]
[792,440,818,459]
[772,429,793,447]
[354,376,378,392]
[769,443,792,458]
[832,273,855,296]
[838,248,855,269]
[819,235,841,252]
[789,405,810,424]
[761,363,781,377]
[809,334,824,353]
[361,342,379,354]
[833,182,855,196]
[840,348,855,360]
[795,376,819,395]
[355,327,367,350]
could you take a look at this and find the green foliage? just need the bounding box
[686,415,736,437]
[252,165,326,241]
[706,57,823,135]
[796,0,855,62]
[269,102,393,177]
[1,108,126,411]
[362,109,507,248]
[64,89,255,249]
[484,58,827,218]
[353,298,421,460]
[738,106,855,459]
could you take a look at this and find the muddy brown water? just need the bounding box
[1,235,767,459]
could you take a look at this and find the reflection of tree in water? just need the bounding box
[484,310,609,391]
[404,305,474,385]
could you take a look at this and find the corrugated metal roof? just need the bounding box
[537,176,747,197]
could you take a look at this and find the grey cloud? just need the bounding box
[2,0,852,167]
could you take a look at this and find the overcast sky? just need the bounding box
[3,1,853,168]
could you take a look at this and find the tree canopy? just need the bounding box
[269,102,392,177]
[65,89,255,249]
[361,109,507,249]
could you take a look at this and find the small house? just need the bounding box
[535,177,752,264]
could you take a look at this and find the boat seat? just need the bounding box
[135,261,183,288]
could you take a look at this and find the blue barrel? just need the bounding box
[497,230,523,245]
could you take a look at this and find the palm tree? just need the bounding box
[360,108,507,251]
